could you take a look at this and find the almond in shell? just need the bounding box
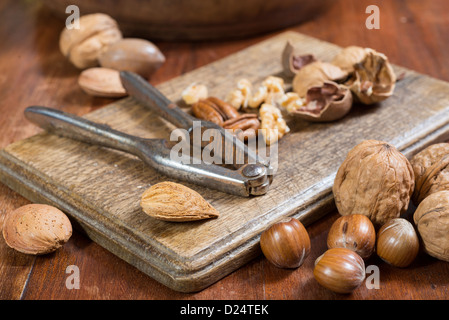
[2,204,73,255]
[140,182,220,222]
[78,67,128,98]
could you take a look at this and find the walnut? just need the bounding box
[410,143,449,205]
[333,140,415,227]
[259,103,290,145]
[413,190,449,262]
[59,13,122,69]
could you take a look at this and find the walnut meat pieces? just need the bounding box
[259,103,290,145]
[333,140,414,227]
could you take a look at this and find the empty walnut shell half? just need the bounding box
[413,190,449,262]
[292,61,348,98]
[347,49,396,104]
[290,81,352,122]
[410,143,449,206]
[282,40,317,78]
[331,46,369,73]
[2,204,73,255]
[333,140,415,227]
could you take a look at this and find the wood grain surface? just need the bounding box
[1,0,449,300]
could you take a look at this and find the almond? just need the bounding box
[140,182,220,222]
[2,204,73,255]
[78,67,128,98]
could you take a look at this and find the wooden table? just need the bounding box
[1,0,448,300]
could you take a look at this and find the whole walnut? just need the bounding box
[414,190,449,262]
[59,13,122,69]
[333,140,415,227]
[410,143,449,205]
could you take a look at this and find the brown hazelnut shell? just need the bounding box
[290,81,353,122]
[413,190,449,262]
[376,218,419,267]
[260,218,311,269]
[410,142,449,205]
[333,140,415,227]
[327,214,376,259]
[313,248,366,294]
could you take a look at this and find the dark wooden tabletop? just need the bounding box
[1,0,448,301]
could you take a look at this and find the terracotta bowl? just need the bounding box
[41,0,333,40]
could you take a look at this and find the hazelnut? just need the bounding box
[313,248,366,294]
[333,140,415,227]
[59,13,122,69]
[327,214,376,259]
[2,204,72,255]
[413,190,449,262]
[260,218,311,269]
[376,218,419,267]
[99,38,165,79]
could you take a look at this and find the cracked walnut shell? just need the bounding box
[410,143,449,205]
[292,61,348,98]
[333,140,414,227]
[2,204,72,255]
[413,190,449,262]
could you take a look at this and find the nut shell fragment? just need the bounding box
[348,49,396,104]
[413,190,449,262]
[331,46,369,73]
[333,140,414,227]
[292,61,348,98]
[410,143,449,205]
[282,40,317,77]
[290,81,352,122]
[140,182,220,222]
[2,204,73,255]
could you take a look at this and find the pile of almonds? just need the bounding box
[260,139,449,294]
[59,13,165,98]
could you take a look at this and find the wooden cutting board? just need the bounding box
[2,31,449,293]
